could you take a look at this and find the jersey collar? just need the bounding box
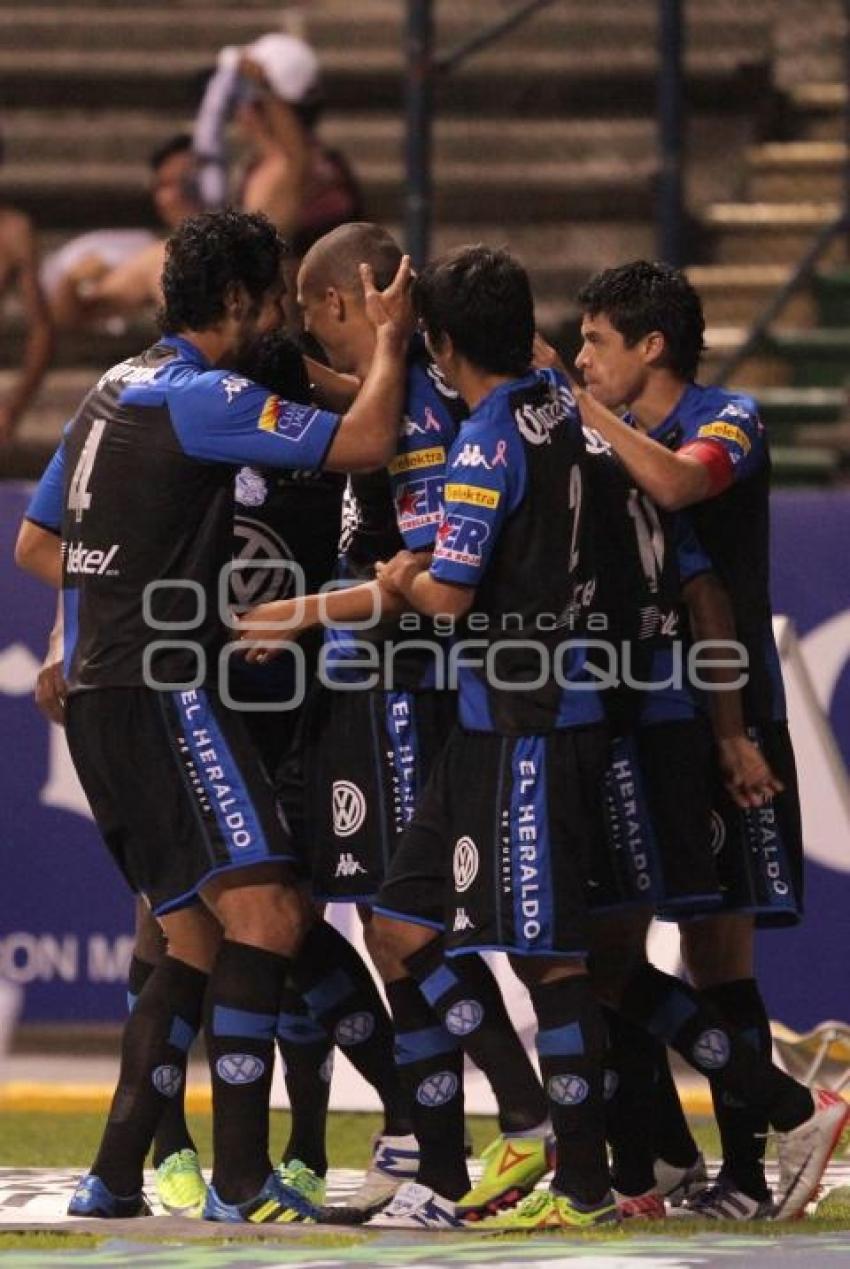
[159,334,211,368]
[647,382,698,442]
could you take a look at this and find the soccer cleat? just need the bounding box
[457,1131,554,1220]
[654,1152,709,1206]
[614,1188,666,1220]
[321,1131,418,1223]
[365,1181,464,1229]
[67,1173,151,1219]
[155,1148,207,1217]
[680,1178,773,1221]
[773,1088,850,1221]
[278,1158,327,1208]
[480,1187,619,1231]
[202,1169,318,1223]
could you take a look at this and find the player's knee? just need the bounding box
[214,884,308,957]
[510,954,588,989]
[681,914,754,987]
[367,914,424,980]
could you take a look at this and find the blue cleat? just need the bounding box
[67,1173,151,1218]
[202,1169,319,1223]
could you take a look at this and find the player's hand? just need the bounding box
[361,256,414,341]
[36,655,67,726]
[532,332,570,378]
[234,598,311,663]
[237,55,272,91]
[375,549,421,596]
[717,735,785,810]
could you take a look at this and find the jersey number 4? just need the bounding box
[68,418,107,523]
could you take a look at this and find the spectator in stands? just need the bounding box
[44,135,202,331]
[0,191,53,447]
[194,32,362,256]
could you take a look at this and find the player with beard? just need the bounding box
[542,260,848,1221]
[17,209,414,1224]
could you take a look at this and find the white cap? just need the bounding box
[246,32,321,103]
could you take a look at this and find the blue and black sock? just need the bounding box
[530,975,610,1206]
[385,975,469,1199]
[92,956,208,1195]
[276,985,333,1177]
[405,939,548,1134]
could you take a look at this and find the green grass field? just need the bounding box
[0,1110,725,1170]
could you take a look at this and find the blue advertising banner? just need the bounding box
[1,482,848,1027]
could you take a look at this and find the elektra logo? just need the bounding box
[64,543,120,576]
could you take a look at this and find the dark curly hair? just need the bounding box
[413,244,534,377]
[240,329,311,404]
[577,261,706,381]
[158,209,287,334]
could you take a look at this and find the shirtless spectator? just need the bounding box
[0,203,53,446]
[194,32,362,255]
[44,135,201,331]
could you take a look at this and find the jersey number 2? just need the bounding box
[68,418,107,523]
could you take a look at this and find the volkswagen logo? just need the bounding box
[334,1010,375,1047]
[216,1053,265,1085]
[453,836,479,893]
[151,1064,183,1098]
[230,517,295,607]
[691,1028,731,1072]
[445,999,484,1037]
[548,1074,589,1106]
[416,1070,459,1107]
[332,781,366,838]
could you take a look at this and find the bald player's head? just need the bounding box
[297,222,403,373]
[299,222,402,300]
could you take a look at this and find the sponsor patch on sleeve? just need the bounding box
[388,445,446,476]
[444,482,500,509]
[697,420,752,454]
[257,396,317,443]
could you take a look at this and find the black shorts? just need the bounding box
[375,724,610,959]
[591,719,722,920]
[710,721,803,926]
[281,685,457,902]
[65,686,296,916]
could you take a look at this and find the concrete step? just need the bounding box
[0,48,770,116]
[785,82,846,142]
[1,156,658,231]
[0,6,771,54]
[686,265,817,327]
[700,327,792,390]
[745,141,850,202]
[4,111,658,169]
[703,202,849,265]
[769,327,850,387]
[770,444,843,486]
[813,267,850,323]
[756,386,846,428]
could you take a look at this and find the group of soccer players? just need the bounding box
[15,209,849,1230]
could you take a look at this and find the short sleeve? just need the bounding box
[683,397,766,484]
[429,424,525,587]
[25,437,67,533]
[167,368,341,471]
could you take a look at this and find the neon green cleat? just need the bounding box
[154,1148,208,1217]
[458,1132,553,1221]
[479,1187,619,1231]
[277,1159,327,1210]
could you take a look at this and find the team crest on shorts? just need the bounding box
[453,836,479,892]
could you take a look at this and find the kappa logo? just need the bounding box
[453,836,479,893]
[710,810,727,856]
[445,999,484,1037]
[452,442,493,470]
[453,907,474,932]
[151,1064,183,1098]
[403,406,444,436]
[692,1028,731,1072]
[221,374,251,403]
[335,1011,375,1046]
[416,1070,459,1107]
[335,851,367,878]
[548,1074,589,1106]
[216,1053,265,1085]
[332,781,367,838]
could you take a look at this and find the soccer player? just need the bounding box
[565,260,848,1220]
[0,193,53,445]
[361,245,616,1231]
[239,223,553,1221]
[17,209,413,1223]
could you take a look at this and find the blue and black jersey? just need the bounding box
[430,368,604,735]
[322,336,466,689]
[640,382,785,722]
[28,336,341,693]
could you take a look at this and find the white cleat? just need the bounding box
[654,1152,709,1206]
[321,1132,419,1223]
[774,1089,850,1221]
[365,1181,465,1229]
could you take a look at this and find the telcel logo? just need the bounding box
[64,543,120,575]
